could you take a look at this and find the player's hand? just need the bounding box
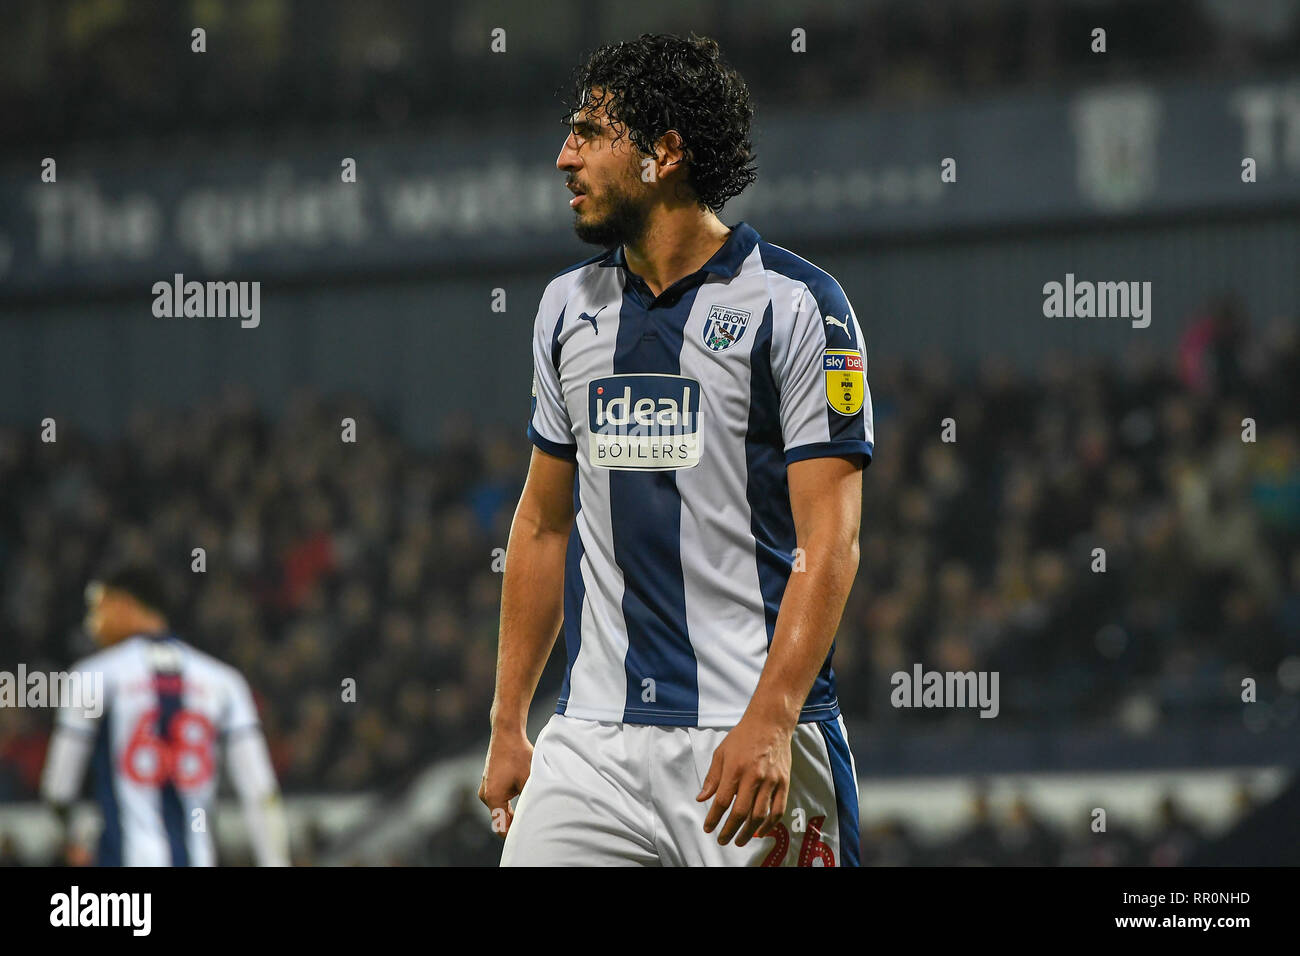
[63,841,92,867]
[697,716,792,848]
[478,727,533,839]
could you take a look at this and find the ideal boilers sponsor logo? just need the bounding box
[587,373,702,470]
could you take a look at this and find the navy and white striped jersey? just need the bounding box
[527,221,874,727]
[42,634,280,866]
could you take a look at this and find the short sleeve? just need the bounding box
[777,283,874,466]
[526,300,577,460]
[223,670,262,738]
[54,658,111,736]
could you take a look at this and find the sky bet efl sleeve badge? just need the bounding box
[824,348,865,415]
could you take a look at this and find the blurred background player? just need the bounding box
[40,565,290,866]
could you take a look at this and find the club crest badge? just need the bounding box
[701,305,751,352]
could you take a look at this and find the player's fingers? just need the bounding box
[508,772,526,801]
[716,776,758,845]
[767,783,789,832]
[750,781,785,840]
[735,780,775,847]
[493,806,514,840]
[702,771,739,833]
[485,800,513,840]
[697,751,724,802]
[486,801,509,837]
[482,778,524,839]
[480,775,519,816]
[754,779,788,839]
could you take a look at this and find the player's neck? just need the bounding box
[621,208,732,299]
[100,622,168,646]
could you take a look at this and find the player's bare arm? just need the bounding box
[479,445,577,836]
[698,452,863,847]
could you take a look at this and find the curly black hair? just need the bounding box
[560,33,758,213]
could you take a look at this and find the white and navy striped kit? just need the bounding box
[527,221,874,728]
[50,635,263,866]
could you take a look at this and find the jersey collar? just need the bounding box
[600,221,759,281]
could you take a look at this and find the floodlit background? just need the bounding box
[1,0,1298,865]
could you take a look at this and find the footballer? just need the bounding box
[41,564,290,866]
[479,33,872,866]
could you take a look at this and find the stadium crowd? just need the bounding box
[6,0,1300,155]
[402,780,1246,866]
[843,299,1300,733]
[0,297,1297,865]
[0,779,1237,867]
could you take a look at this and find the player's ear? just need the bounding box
[655,131,687,176]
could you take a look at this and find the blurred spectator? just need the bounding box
[1146,793,1202,866]
[998,795,1061,866]
[859,817,924,866]
[902,789,1224,866]
[1,0,1291,157]
[951,788,1001,864]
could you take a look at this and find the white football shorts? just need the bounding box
[500,712,860,866]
